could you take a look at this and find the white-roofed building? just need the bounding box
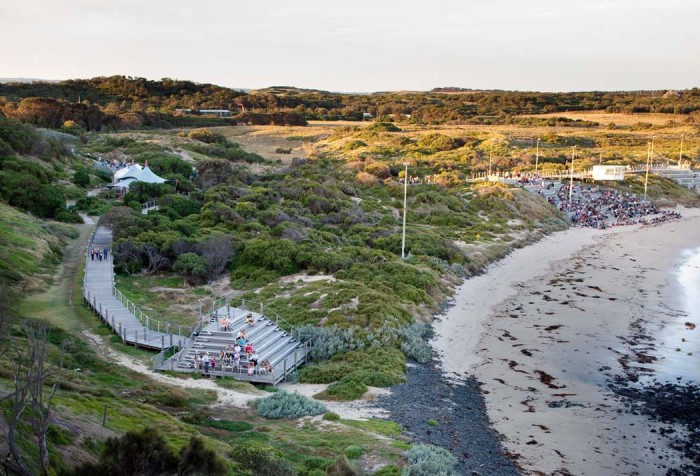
[107,162,168,192]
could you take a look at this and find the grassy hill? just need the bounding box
[1,107,698,474]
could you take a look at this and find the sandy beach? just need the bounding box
[433,208,700,475]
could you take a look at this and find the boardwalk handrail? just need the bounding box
[111,285,193,337]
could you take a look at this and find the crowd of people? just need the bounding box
[541,184,681,228]
[193,323,274,377]
[94,158,129,171]
[90,247,109,261]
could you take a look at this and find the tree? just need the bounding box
[178,436,226,476]
[73,168,90,187]
[173,253,209,284]
[2,321,64,476]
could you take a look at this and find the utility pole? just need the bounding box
[401,163,408,259]
[644,140,653,201]
[535,137,540,175]
[568,146,576,212]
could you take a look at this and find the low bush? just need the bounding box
[317,377,367,401]
[205,419,253,432]
[251,390,327,419]
[344,445,364,459]
[402,444,459,476]
[322,412,340,421]
[231,442,298,476]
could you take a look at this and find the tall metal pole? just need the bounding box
[644,140,652,201]
[535,137,540,175]
[568,146,575,212]
[401,163,408,259]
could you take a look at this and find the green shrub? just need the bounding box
[317,377,367,401]
[73,168,90,187]
[402,444,459,476]
[47,424,76,445]
[322,412,341,421]
[188,128,226,144]
[252,390,327,419]
[230,442,298,476]
[375,465,402,476]
[367,122,402,132]
[344,445,365,459]
[173,252,208,284]
[205,419,253,432]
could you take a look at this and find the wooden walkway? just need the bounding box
[83,226,187,350]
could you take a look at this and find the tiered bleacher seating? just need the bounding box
[166,306,309,384]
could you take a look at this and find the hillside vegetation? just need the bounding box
[1,78,699,475]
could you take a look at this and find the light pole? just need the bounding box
[488,138,493,179]
[568,146,576,212]
[401,163,408,259]
[644,140,653,201]
[535,137,540,176]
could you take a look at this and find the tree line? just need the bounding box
[2,76,700,131]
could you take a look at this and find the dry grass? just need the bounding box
[521,110,689,126]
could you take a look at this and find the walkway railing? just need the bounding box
[112,286,194,338]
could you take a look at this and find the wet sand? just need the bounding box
[433,208,700,475]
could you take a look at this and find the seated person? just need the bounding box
[245,313,255,326]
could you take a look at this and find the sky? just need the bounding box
[1,0,698,92]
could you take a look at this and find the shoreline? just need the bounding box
[432,207,700,474]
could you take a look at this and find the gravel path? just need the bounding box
[375,360,519,476]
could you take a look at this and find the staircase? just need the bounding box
[157,303,311,384]
[655,168,700,194]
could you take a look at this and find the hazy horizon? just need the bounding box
[1,0,698,93]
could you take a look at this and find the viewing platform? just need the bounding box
[83,226,310,384]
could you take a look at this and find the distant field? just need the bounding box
[520,110,688,126]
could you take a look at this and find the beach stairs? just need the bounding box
[159,306,311,384]
[655,168,700,194]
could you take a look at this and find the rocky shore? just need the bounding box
[611,380,700,476]
[375,360,519,476]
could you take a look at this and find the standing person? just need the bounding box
[104,247,109,259]
[91,249,95,261]
[202,352,210,376]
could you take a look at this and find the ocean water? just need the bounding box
[651,246,700,383]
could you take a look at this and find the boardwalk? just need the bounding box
[83,226,311,384]
[83,226,187,350]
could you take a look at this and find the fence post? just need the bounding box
[170,333,173,346]
[283,359,288,381]
[178,325,181,336]
[134,330,138,347]
[226,298,230,318]
[260,302,264,316]
[118,322,122,335]
[86,290,90,304]
[161,335,165,350]
[105,309,109,324]
[242,299,246,311]
[92,296,96,311]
